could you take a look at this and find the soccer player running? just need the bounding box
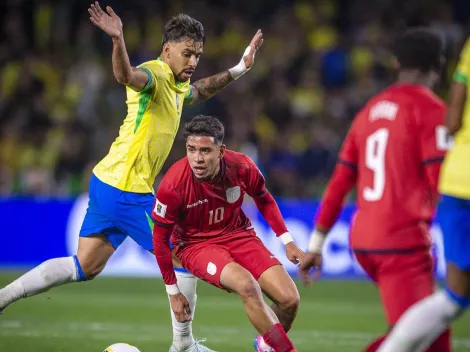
[378,36,470,352]
[0,3,263,352]
[298,28,451,352]
[152,115,303,352]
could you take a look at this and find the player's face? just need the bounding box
[165,39,203,82]
[186,136,225,180]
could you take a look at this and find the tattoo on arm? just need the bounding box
[190,70,234,104]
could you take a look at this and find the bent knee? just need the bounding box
[236,277,262,299]
[76,255,105,280]
[278,287,300,310]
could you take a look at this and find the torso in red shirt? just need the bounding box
[153,150,266,248]
[341,84,446,250]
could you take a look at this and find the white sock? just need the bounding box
[170,270,197,351]
[378,290,463,352]
[0,256,80,311]
[258,336,273,351]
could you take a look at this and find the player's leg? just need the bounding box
[219,262,296,352]
[180,243,296,352]
[0,175,123,312]
[116,193,207,352]
[373,249,451,352]
[378,195,470,352]
[227,233,299,351]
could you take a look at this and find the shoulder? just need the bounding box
[137,59,170,80]
[160,158,191,191]
[224,150,254,169]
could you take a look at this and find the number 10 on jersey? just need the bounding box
[208,207,225,225]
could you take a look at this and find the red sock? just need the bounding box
[363,334,387,352]
[424,328,451,352]
[263,323,295,352]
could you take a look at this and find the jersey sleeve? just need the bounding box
[454,38,470,85]
[244,156,267,197]
[137,62,160,92]
[338,123,359,169]
[417,105,447,164]
[152,181,182,228]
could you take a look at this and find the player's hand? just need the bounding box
[88,1,123,38]
[298,252,323,286]
[169,293,192,323]
[285,242,305,265]
[243,29,264,69]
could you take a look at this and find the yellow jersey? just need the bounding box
[439,38,470,199]
[93,58,192,193]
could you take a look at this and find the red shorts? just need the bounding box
[354,247,435,325]
[177,230,281,289]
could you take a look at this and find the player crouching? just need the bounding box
[152,115,303,352]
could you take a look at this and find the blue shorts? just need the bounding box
[79,174,155,250]
[438,194,470,270]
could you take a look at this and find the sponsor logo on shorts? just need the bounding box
[226,186,241,203]
[154,199,167,218]
[207,262,217,275]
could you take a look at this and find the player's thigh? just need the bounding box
[228,232,281,280]
[439,195,470,271]
[258,264,299,309]
[377,250,434,325]
[113,191,155,251]
[219,262,263,298]
[179,244,235,290]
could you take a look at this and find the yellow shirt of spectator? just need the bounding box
[93,58,192,193]
[439,38,470,199]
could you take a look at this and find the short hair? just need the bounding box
[394,27,444,73]
[162,14,205,46]
[183,115,225,145]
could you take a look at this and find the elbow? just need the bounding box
[115,72,133,86]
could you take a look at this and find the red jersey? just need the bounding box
[152,150,289,285]
[316,83,446,250]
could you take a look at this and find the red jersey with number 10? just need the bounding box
[152,150,266,248]
[337,84,446,250]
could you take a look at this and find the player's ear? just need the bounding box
[392,56,400,70]
[163,43,171,58]
[219,144,226,158]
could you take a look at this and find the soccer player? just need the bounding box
[298,28,451,352]
[0,3,263,352]
[152,115,303,352]
[378,36,470,352]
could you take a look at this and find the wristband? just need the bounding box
[166,284,180,295]
[308,230,326,253]
[279,232,294,245]
[228,46,252,80]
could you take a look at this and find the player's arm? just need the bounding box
[186,30,263,104]
[151,186,181,291]
[447,38,470,135]
[244,156,304,264]
[418,106,448,193]
[299,128,358,283]
[88,2,150,92]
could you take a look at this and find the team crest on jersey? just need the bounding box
[226,186,241,203]
[175,94,180,110]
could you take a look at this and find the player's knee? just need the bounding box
[277,286,300,312]
[236,276,262,301]
[76,255,105,280]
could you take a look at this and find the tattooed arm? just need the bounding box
[187,71,234,104]
[186,29,263,105]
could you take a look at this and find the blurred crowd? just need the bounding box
[1,0,469,197]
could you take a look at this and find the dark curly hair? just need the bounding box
[162,14,205,46]
[183,115,225,145]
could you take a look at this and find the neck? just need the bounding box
[397,70,433,88]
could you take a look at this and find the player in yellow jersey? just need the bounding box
[379,38,470,352]
[0,3,263,352]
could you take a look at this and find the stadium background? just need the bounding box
[1,0,469,351]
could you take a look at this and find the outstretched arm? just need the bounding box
[88,2,149,91]
[187,30,263,104]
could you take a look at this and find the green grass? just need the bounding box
[0,272,468,351]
